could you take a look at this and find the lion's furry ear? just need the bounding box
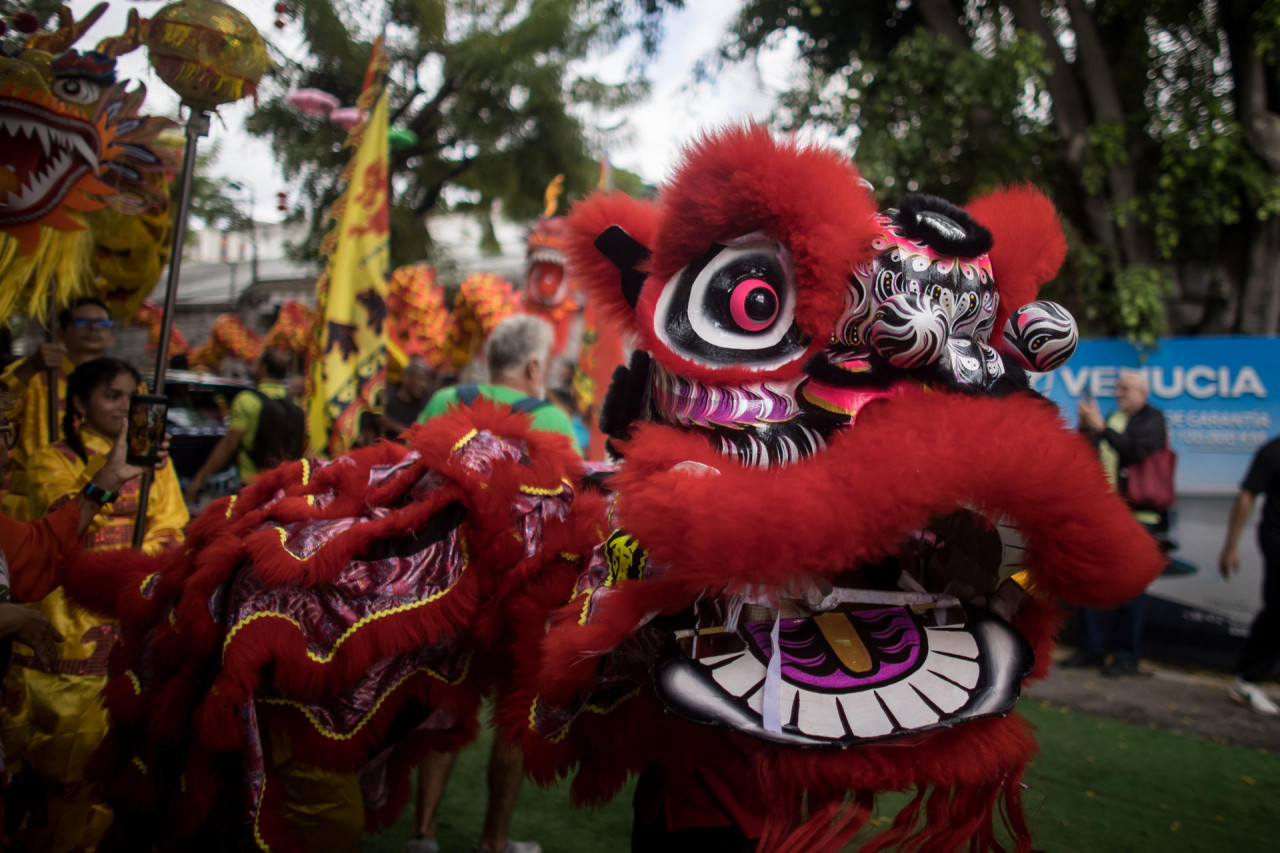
[564,192,659,337]
[965,185,1067,335]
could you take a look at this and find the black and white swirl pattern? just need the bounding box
[1001,301,1079,372]
[835,272,871,346]
[866,293,949,369]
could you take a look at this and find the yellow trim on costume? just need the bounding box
[556,552,581,562]
[300,458,312,486]
[140,572,158,596]
[124,670,142,695]
[252,774,272,852]
[258,651,473,742]
[221,541,469,663]
[584,688,640,716]
[131,757,147,775]
[528,687,640,743]
[272,527,307,561]
[574,587,594,626]
[451,429,478,453]
[518,478,570,497]
[226,495,238,518]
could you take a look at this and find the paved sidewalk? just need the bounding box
[1025,650,1280,753]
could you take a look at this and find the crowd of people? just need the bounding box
[0,290,1277,851]
[0,304,571,852]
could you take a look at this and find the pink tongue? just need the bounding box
[802,380,899,419]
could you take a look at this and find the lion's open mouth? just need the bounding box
[0,95,102,224]
[649,508,1034,746]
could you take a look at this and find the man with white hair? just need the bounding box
[1068,368,1170,676]
[415,314,579,453]
[407,315,578,853]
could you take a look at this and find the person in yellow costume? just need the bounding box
[0,299,118,521]
[12,357,188,853]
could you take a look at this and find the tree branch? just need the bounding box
[913,0,969,50]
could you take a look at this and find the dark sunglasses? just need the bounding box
[71,318,115,329]
[0,421,17,450]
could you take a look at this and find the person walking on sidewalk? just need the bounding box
[1068,370,1170,676]
[1219,435,1280,715]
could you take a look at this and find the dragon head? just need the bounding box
[0,4,174,322]
[524,126,1163,849]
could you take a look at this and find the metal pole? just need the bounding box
[248,185,258,286]
[45,292,57,442]
[133,106,211,548]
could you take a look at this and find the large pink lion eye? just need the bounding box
[729,278,779,332]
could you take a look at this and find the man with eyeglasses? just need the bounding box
[0,298,116,521]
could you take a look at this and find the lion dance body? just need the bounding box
[67,127,1163,852]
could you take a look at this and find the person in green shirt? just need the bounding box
[184,348,295,504]
[407,314,577,853]
[416,314,581,456]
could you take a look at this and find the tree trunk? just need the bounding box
[1221,0,1280,333]
[1063,0,1151,266]
[1006,0,1121,269]
[1239,217,1280,334]
[913,0,970,50]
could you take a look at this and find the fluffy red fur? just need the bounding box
[63,399,594,851]
[563,190,659,334]
[650,126,878,336]
[966,184,1068,335]
[521,389,1162,852]
[565,126,882,384]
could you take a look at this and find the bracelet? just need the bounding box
[81,482,118,505]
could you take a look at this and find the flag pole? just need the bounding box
[132,105,211,548]
[45,291,57,442]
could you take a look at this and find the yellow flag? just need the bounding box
[307,41,391,456]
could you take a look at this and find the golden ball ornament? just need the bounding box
[144,0,271,110]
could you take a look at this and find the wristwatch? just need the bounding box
[81,482,118,505]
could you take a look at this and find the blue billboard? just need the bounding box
[1029,335,1280,495]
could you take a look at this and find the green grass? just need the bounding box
[363,702,1278,852]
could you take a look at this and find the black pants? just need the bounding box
[1237,530,1280,682]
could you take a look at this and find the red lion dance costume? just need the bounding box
[66,127,1162,852]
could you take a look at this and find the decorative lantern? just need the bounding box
[388,127,419,151]
[143,0,271,110]
[287,87,340,116]
[329,106,366,131]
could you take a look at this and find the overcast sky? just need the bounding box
[65,0,799,224]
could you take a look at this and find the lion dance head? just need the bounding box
[511,126,1162,851]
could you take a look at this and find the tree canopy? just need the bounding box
[721,1,1280,340]
[248,0,677,268]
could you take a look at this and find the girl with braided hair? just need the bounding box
[10,358,187,852]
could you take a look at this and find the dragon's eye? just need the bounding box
[653,237,807,369]
[51,77,100,105]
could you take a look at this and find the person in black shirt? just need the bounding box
[382,361,436,439]
[1066,370,1169,676]
[1219,436,1280,715]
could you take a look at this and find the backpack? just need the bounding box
[454,384,550,416]
[247,389,305,471]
